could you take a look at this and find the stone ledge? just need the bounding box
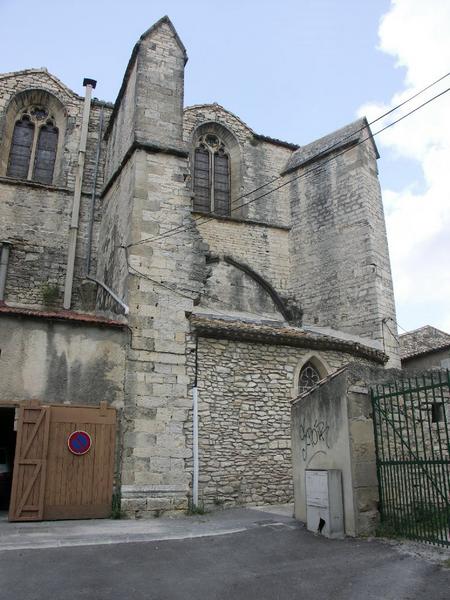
[121,484,189,497]
[192,210,290,231]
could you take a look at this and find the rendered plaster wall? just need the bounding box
[402,349,450,372]
[292,364,392,537]
[289,139,400,367]
[185,337,373,509]
[0,314,126,407]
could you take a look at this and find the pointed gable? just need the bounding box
[139,15,188,65]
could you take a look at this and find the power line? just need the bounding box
[385,317,449,355]
[123,246,197,300]
[126,71,450,250]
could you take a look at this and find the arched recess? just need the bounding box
[191,121,242,216]
[0,88,67,184]
[292,353,331,399]
[205,255,292,321]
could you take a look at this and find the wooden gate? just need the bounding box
[9,401,116,522]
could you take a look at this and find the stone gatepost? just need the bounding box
[291,363,385,536]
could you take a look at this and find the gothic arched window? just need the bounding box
[193,134,230,216]
[299,361,321,393]
[7,106,59,184]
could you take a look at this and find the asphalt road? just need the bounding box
[1,522,449,600]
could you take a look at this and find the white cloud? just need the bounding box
[359,0,450,333]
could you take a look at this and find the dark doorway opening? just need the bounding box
[0,408,16,511]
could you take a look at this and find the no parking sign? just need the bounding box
[67,430,92,455]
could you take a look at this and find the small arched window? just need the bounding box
[7,106,58,184]
[193,134,230,216]
[299,361,321,393]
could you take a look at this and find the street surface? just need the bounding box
[0,506,449,600]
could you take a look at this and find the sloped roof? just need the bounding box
[283,117,379,175]
[189,313,388,364]
[399,325,450,360]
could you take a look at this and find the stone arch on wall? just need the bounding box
[204,255,291,321]
[292,353,331,399]
[191,121,242,216]
[0,88,67,184]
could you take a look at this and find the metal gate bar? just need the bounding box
[372,370,450,547]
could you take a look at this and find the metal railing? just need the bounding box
[372,370,450,547]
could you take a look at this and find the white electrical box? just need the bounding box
[305,469,344,538]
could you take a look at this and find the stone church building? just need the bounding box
[0,17,400,518]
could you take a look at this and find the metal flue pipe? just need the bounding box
[63,78,96,309]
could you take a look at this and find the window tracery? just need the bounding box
[7,105,59,184]
[299,361,321,393]
[193,134,230,216]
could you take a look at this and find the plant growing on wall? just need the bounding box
[41,282,59,306]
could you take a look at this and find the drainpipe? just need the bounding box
[192,335,199,507]
[63,78,97,309]
[0,242,11,301]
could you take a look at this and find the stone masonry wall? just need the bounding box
[198,218,290,294]
[135,22,186,150]
[185,337,374,508]
[119,147,206,516]
[1,183,103,310]
[0,69,112,312]
[104,61,137,181]
[0,69,111,194]
[96,158,134,316]
[289,138,400,367]
[184,104,293,226]
[201,260,284,318]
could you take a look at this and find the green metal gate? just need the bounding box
[371,370,450,547]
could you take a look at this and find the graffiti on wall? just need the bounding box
[299,418,330,460]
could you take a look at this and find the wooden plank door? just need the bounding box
[44,403,116,520]
[8,402,50,522]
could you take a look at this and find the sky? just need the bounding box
[0,0,449,335]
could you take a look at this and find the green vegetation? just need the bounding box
[186,498,206,515]
[111,492,125,519]
[41,282,59,306]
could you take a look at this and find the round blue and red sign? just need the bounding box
[67,430,92,455]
